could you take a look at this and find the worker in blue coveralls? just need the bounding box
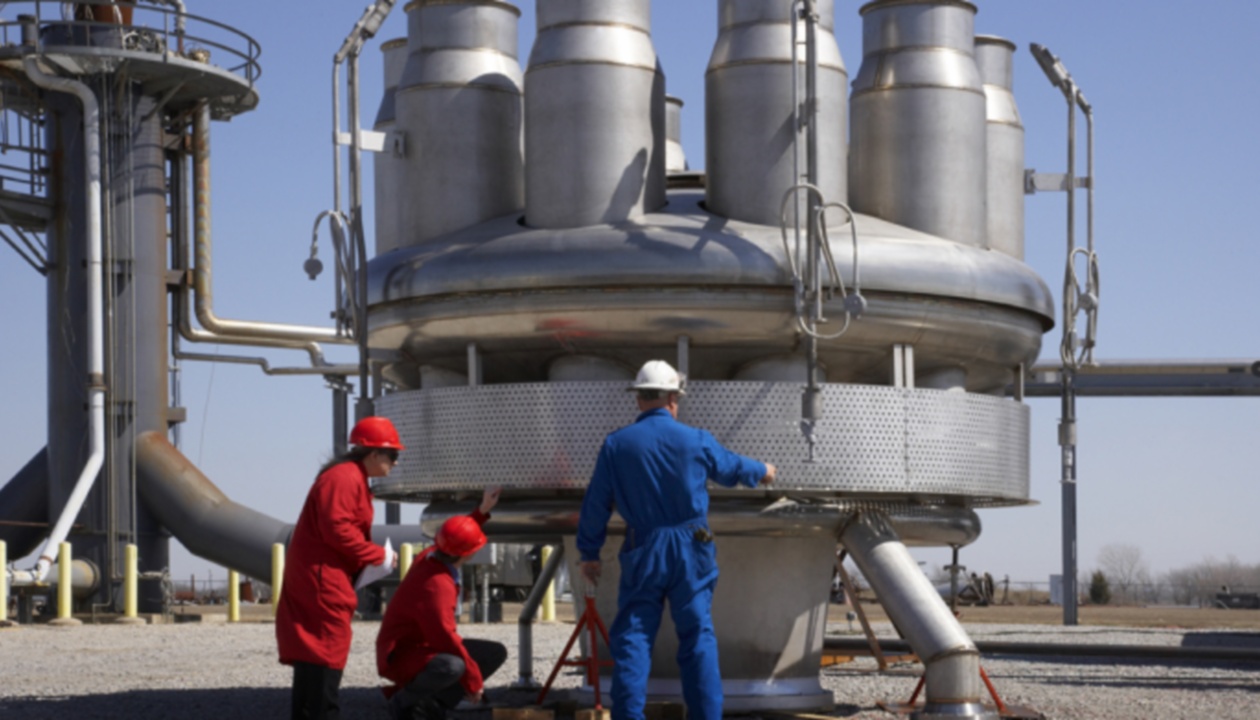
[576,360,777,720]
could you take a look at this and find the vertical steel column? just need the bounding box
[1059,80,1079,627]
[108,91,172,613]
[800,0,823,460]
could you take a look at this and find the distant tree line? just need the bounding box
[1084,543,1260,607]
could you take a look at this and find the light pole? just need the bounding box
[1029,43,1098,626]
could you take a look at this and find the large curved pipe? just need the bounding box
[135,432,429,581]
[191,104,352,345]
[841,511,994,720]
[15,53,105,586]
[0,448,50,558]
[135,432,292,581]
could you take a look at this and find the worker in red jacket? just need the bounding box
[377,488,507,720]
[276,416,403,720]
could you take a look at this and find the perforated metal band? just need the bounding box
[374,381,1029,502]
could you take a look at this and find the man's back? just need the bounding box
[577,407,764,559]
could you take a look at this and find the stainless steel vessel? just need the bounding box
[363,2,1048,716]
[976,34,1025,259]
[706,0,847,225]
[525,0,665,228]
[850,0,986,247]
[395,0,524,245]
[665,95,687,174]
[373,37,407,256]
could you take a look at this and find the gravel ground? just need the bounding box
[1,618,1257,719]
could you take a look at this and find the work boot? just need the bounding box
[386,694,408,720]
[411,697,446,720]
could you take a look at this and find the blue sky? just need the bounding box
[2,1,1259,588]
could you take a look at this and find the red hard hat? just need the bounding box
[435,516,487,557]
[348,416,405,450]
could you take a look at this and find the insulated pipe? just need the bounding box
[0,448,50,558]
[516,543,565,687]
[191,105,351,345]
[17,54,105,587]
[841,511,994,720]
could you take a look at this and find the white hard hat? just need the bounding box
[630,360,686,394]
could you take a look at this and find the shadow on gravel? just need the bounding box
[1034,675,1260,693]
[1183,632,1260,649]
[0,686,389,720]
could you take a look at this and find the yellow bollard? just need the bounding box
[541,546,555,622]
[58,542,73,619]
[115,544,145,625]
[0,540,7,624]
[228,569,240,623]
[49,541,82,626]
[124,544,138,618]
[271,543,284,616]
[400,543,414,579]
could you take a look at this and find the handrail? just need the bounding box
[0,1,261,87]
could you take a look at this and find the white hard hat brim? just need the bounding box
[628,383,686,395]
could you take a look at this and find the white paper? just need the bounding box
[355,538,393,590]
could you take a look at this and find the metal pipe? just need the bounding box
[191,104,350,344]
[801,0,823,462]
[1060,79,1079,628]
[841,511,991,719]
[516,543,565,687]
[480,562,490,623]
[16,53,105,587]
[347,51,371,409]
[174,349,357,377]
[824,637,1260,664]
[170,138,349,369]
[1082,96,1097,366]
[134,431,293,582]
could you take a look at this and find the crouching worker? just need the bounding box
[377,488,507,720]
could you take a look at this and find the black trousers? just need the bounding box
[404,639,508,708]
[291,661,344,720]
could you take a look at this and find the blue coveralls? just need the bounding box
[576,408,766,720]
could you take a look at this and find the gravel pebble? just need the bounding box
[1,618,1257,719]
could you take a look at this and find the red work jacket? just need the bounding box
[376,509,489,697]
[276,460,386,670]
